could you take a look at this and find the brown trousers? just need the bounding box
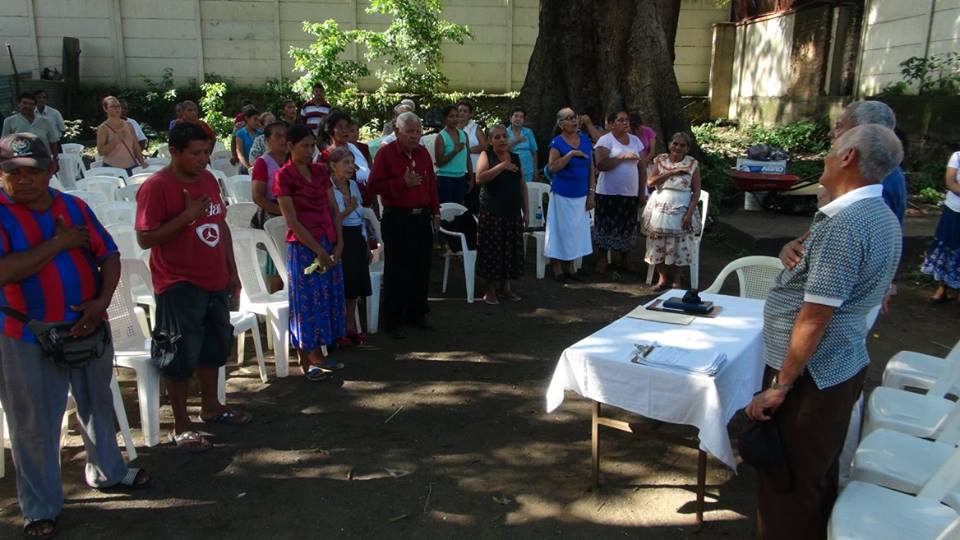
[755,365,867,540]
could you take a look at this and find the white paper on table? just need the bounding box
[634,341,728,375]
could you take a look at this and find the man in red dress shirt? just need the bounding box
[368,112,439,339]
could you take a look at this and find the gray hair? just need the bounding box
[847,100,896,130]
[833,124,903,182]
[671,131,693,146]
[393,103,413,116]
[400,98,416,112]
[395,111,421,131]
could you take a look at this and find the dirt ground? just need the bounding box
[1,236,957,539]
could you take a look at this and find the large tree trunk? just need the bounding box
[518,0,690,157]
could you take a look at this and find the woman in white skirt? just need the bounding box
[641,132,701,290]
[545,107,595,282]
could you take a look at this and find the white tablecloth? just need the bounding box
[545,292,766,470]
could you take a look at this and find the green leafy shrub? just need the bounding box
[199,82,233,138]
[918,187,946,205]
[899,52,960,96]
[692,119,830,159]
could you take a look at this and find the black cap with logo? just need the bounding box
[0,132,53,172]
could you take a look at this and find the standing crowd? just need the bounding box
[0,83,958,540]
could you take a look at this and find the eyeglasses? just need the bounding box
[561,115,578,122]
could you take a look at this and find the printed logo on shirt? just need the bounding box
[196,223,221,247]
[207,202,224,217]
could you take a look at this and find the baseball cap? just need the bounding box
[0,132,52,172]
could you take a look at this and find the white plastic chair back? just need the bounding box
[64,190,108,208]
[57,154,81,189]
[229,180,253,203]
[137,165,164,174]
[212,158,239,178]
[214,140,228,153]
[127,173,153,186]
[145,156,169,166]
[232,228,288,296]
[526,182,549,228]
[106,224,146,260]
[702,255,784,299]
[76,177,121,202]
[420,133,439,171]
[95,201,137,227]
[697,190,709,237]
[359,207,383,262]
[225,202,258,229]
[935,517,960,540]
[918,448,960,501]
[61,143,84,154]
[89,159,104,169]
[116,184,141,203]
[84,166,129,180]
[156,146,171,159]
[108,260,151,351]
[49,175,64,191]
[211,149,232,162]
[439,202,467,223]
[262,216,289,274]
[930,354,960,398]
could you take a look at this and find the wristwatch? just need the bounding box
[770,375,793,392]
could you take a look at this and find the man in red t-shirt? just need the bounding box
[135,122,249,451]
[368,112,439,338]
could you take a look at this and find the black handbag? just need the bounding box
[1,306,110,368]
[150,330,180,370]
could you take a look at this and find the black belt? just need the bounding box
[384,207,431,216]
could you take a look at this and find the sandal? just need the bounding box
[650,282,670,292]
[304,366,330,381]
[201,408,253,426]
[347,331,367,345]
[24,519,56,539]
[100,468,150,491]
[483,293,499,305]
[169,430,211,452]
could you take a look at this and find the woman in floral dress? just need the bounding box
[641,132,701,290]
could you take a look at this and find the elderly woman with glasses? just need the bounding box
[640,131,701,290]
[544,107,595,282]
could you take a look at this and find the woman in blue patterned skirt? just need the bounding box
[921,150,960,302]
[276,124,346,381]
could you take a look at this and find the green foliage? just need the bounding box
[289,0,471,112]
[899,53,960,96]
[260,78,299,117]
[61,119,84,143]
[289,19,370,104]
[878,81,908,97]
[692,119,830,158]
[357,0,471,99]
[918,187,946,205]
[909,161,948,195]
[199,82,233,138]
[117,67,179,116]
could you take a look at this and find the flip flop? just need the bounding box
[201,408,252,426]
[322,358,345,370]
[23,519,56,539]
[304,366,330,381]
[483,294,500,305]
[169,430,211,452]
[100,468,150,491]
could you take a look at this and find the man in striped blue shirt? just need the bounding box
[746,124,903,539]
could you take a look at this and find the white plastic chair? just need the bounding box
[49,175,64,191]
[233,228,300,377]
[524,182,550,279]
[76,176,123,202]
[61,143,84,154]
[883,339,960,395]
[212,158,239,178]
[116,184,141,203]
[65,189,108,208]
[127,173,153,186]
[646,189,710,288]
[851,426,960,507]
[217,311,268,405]
[828,450,960,540]
[438,203,477,303]
[864,356,960,439]
[155,146,171,160]
[420,133,440,172]
[358,208,383,333]
[228,179,253,204]
[110,259,163,447]
[145,156,169,166]
[211,149,233,162]
[226,202,259,229]
[702,255,783,299]
[213,140,228,153]
[95,201,137,227]
[84,166,129,181]
[57,154,82,189]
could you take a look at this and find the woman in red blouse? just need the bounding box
[275,124,346,381]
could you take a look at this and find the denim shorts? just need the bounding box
[153,281,233,380]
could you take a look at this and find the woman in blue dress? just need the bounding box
[544,107,595,282]
[507,106,538,183]
[921,150,960,302]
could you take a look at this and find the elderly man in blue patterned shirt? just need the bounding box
[745,124,903,540]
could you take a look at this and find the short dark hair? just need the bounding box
[442,104,460,119]
[264,121,287,139]
[628,111,644,129]
[242,107,259,119]
[287,123,314,146]
[606,110,627,124]
[168,122,210,150]
[18,92,36,103]
[312,82,325,91]
[510,106,525,116]
[34,89,47,98]
[324,109,351,138]
[456,100,473,113]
